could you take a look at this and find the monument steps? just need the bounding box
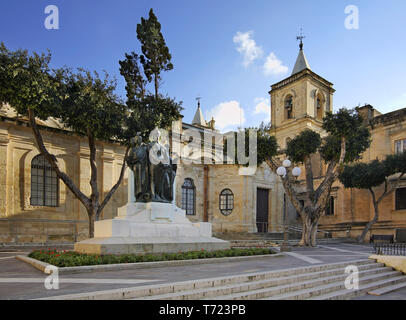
[40,259,406,300]
[367,281,406,296]
[133,263,388,300]
[259,271,403,300]
[306,276,406,300]
[128,259,406,300]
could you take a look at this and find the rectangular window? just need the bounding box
[325,197,335,216]
[395,139,406,154]
[31,155,59,207]
[395,188,406,211]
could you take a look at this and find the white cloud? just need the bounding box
[206,101,245,131]
[233,31,263,67]
[263,52,288,76]
[254,97,270,118]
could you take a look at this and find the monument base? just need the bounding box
[74,202,230,255]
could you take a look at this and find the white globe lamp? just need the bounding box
[292,167,302,177]
[282,159,292,168]
[276,166,287,177]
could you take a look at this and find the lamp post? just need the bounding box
[277,159,301,252]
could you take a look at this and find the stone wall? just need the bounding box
[0,119,128,244]
[318,108,406,240]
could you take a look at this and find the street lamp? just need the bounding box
[277,159,301,252]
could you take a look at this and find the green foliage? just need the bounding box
[319,126,371,163]
[136,8,173,95]
[0,42,61,119]
[120,10,182,143]
[124,94,183,143]
[320,108,371,163]
[322,108,363,138]
[28,248,274,267]
[339,151,406,190]
[0,43,128,145]
[224,122,278,165]
[119,52,146,103]
[58,69,126,142]
[286,129,321,163]
[383,151,406,175]
[339,160,387,189]
[256,122,278,164]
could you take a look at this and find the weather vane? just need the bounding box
[296,28,305,50]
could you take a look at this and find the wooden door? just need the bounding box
[256,188,269,233]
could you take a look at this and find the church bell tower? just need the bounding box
[269,36,335,149]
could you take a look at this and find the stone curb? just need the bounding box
[16,252,284,275]
[16,255,54,274]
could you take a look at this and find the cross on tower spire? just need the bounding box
[296,28,305,50]
[196,96,202,108]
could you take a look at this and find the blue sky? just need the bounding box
[1,0,406,132]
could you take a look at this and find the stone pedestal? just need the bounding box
[74,202,230,255]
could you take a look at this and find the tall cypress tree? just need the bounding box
[136,8,173,99]
[119,52,146,103]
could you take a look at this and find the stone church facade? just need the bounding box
[268,44,406,240]
[1,44,406,244]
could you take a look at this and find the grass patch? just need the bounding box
[28,247,274,267]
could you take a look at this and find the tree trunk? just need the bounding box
[96,146,130,221]
[357,175,404,243]
[87,130,100,223]
[154,73,159,100]
[299,215,313,246]
[357,189,379,243]
[88,208,96,238]
[299,223,309,246]
[28,108,90,208]
[28,108,130,239]
[310,218,319,247]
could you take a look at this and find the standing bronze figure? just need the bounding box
[127,132,177,203]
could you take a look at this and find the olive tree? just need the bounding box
[339,151,406,243]
[0,43,131,237]
[255,108,371,246]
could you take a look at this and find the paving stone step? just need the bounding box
[133,264,390,300]
[307,275,406,300]
[37,259,379,300]
[368,282,406,296]
[211,269,400,300]
[39,259,373,300]
[262,271,403,300]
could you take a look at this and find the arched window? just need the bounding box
[316,93,324,120]
[181,178,195,215]
[219,188,234,216]
[284,95,293,120]
[30,154,59,207]
[285,137,292,149]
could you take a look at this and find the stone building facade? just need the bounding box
[0,103,279,244]
[269,44,406,241]
[1,44,405,244]
[317,106,406,239]
[0,105,128,243]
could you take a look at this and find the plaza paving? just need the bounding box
[0,242,404,300]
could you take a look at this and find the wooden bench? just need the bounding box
[370,234,394,244]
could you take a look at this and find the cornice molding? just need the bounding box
[270,69,335,94]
